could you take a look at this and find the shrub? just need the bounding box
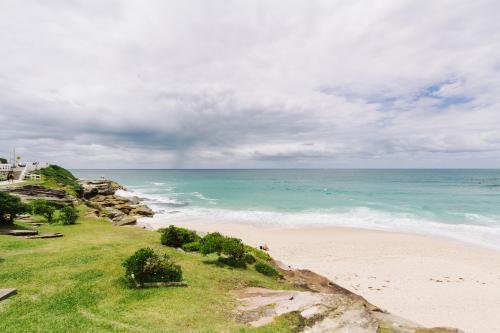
[182,241,201,252]
[160,225,199,248]
[244,253,256,264]
[59,205,79,225]
[200,233,247,266]
[199,232,225,255]
[122,248,182,285]
[0,192,31,224]
[221,237,245,261]
[217,256,247,268]
[255,262,281,278]
[32,199,56,223]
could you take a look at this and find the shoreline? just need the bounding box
[138,217,500,333]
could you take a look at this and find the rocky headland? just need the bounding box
[78,179,154,226]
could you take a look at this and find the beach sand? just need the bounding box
[139,217,500,333]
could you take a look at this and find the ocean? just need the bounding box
[72,169,500,249]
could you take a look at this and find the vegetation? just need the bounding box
[59,205,79,225]
[122,248,182,285]
[32,199,57,223]
[199,232,225,255]
[255,262,281,278]
[0,208,296,332]
[0,157,7,164]
[0,192,30,224]
[181,241,201,252]
[32,165,83,197]
[244,253,256,264]
[160,225,200,248]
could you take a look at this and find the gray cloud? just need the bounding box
[1,0,499,168]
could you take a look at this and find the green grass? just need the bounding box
[30,165,82,196]
[0,208,298,332]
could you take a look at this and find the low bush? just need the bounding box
[59,205,79,225]
[0,192,31,224]
[200,233,247,267]
[217,256,247,268]
[182,241,201,252]
[160,225,200,248]
[32,199,56,223]
[199,232,225,255]
[122,248,182,285]
[255,262,281,278]
[244,253,256,264]
[221,237,245,261]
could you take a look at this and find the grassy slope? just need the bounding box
[0,210,300,333]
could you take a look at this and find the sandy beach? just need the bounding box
[139,217,500,333]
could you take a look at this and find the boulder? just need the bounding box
[113,216,136,226]
[130,205,154,217]
[104,207,125,220]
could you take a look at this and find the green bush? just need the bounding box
[200,233,247,266]
[255,262,281,278]
[181,241,201,252]
[59,205,79,225]
[160,225,200,248]
[32,199,56,223]
[122,248,182,285]
[221,237,245,261]
[217,256,247,268]
[0,192,31,224]
[199,232,225,255]
[244,253,256,264]
[0,157,7,164]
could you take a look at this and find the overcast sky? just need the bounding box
[1,0,499,168]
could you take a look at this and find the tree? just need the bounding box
[0,192,30,224]
[0,157,7,164]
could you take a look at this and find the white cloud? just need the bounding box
[0,0,499,168]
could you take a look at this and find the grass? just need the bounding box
[0,208,299,332]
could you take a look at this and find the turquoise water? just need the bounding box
[72,169,500,249]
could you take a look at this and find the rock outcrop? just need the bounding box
[81,180,154,226]
[0,185,75,204]
[233,262,464,333]
[78,180,124,199]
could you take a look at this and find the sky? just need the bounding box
[1,0,499,168]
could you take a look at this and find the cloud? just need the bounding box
[0,0,499,168]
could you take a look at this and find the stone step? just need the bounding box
[0,288,17,301]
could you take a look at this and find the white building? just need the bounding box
[0,163,12,172]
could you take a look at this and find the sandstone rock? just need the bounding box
[25,233,63,239]
[130,205,154,217]
[0,185,72,204]
[104,207,125,220]
[0,288,17,301]
[113,216,136,226]
[6,230,38,236]
[79,180,124,199]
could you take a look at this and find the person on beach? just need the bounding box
[260,244,269,251]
